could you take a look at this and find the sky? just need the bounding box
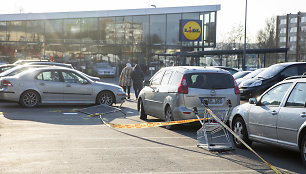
[1,0,305,42]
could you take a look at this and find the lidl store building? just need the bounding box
[0,5,219,73]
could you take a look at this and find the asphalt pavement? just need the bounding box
[0,76,304,173]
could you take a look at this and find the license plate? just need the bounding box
[200,97,223,105]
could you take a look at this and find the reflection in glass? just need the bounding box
[7,21,26,42]
[45,19,63,43]
[150,15,166,45]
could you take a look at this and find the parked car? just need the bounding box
[236,68,266,86]
[13,59,49,65]
[0,64,101,82]
[26,62,73,69]
[0,66,126,107]
[137,66,240,129]
[26,62,101,82]
[93,63,116,78]
[233,71,251,80]
[229,75,306,165]
[239,62,306,99]
[213,66,239,75]
[0,64,16,73]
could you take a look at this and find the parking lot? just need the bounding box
[0,77,304,173]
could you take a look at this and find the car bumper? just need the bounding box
[115,93,126,104]
[239,87,262,99]
[173,106,228,121]
[0,89,18,102]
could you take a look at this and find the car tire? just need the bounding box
[139,99,147,120]
[165,106,175,130]
[96,91,114,106]
[20,90,40,108]
[232,117,252,148]
[300,135,306,166]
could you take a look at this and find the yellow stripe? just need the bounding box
[102,117,211,129]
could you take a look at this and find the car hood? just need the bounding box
[239,77,267,87]
[94,81,122,90]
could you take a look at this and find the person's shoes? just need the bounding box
[128,95,130,99]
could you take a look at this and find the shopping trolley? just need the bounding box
[193,99,234,152]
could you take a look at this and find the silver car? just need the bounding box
[229,76,306,165]
[0,66,126,107]
[138,66,240,129]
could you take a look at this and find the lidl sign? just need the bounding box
[180,20,202,41]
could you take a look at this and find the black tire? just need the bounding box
[139,99,147,120]
[165,106,175,130]
[232,117,252,148]
[300,135,306,166]
[20,90,40,108]
[96,91,114,106]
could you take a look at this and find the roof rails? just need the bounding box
[284,72,306,80]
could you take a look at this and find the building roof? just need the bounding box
[0,5,221,21]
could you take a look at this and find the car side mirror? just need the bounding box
[249,98,257,104]
[81,79,89,84]
[143,80,150,86]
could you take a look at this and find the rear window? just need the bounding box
[185,73,234,89]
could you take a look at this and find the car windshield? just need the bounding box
[186,73,234,89]
[256,64,285,79]
[233,71,250,79]
[242,68,265,79]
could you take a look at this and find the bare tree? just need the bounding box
[256,17,277,48]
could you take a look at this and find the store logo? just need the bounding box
[182,20,202,41]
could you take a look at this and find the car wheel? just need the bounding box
[300,135,306,166]
[232,117,252,148]
[139,99,147,120]
[20,90,40,108]
[165,106,175,130]
[97,91,114,106]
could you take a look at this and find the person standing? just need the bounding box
[131,64,145,99]
[119,63,133,99]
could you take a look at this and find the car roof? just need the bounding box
[275,62,306,67]
[160,66,231,74]
[284,75,306,82]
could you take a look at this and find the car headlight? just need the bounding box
[249,80,262,87]
[118,87,124,93]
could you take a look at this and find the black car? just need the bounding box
[239,62,306,99]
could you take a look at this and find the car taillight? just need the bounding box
[178,75,188,94]
[2,80,13,87]
[233,78,240,95]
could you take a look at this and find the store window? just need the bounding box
[80,18,99,44]
[150,14,166,45]
[0,22,7,41]
[26,20,45,42]
[166,14,181,46]
[99,17,115,44]
[64,19,81,43]
[45,19,63,43]
[7,21,26,42]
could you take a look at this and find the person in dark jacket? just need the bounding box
[131,64,145,99]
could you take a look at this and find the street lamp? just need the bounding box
[243,0,247,70]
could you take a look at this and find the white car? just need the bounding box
[229,76,306,165]
[0,66,125,107]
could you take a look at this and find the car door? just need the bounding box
[143,70,165,117]
[248,83,292,142]
[35,70,64,101]
[277,82,306,147]
[153,70,174,117]
[61,70,94,102]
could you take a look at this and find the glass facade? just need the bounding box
[0,9,217,74]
